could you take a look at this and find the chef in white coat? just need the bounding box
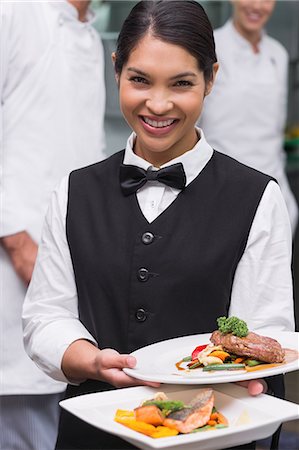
[0,1,106,449]
[199,0,298,235]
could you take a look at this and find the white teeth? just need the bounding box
[143,117,175,128]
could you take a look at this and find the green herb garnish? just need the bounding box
[217,316,248,337]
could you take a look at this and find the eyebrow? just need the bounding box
[126,67,197,79]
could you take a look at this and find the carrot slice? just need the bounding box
[115,417,156,436]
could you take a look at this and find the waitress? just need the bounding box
[199,0,298,235]
[23,1,295,449]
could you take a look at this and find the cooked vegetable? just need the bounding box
[115,417,156,436]
[142,400,185,415]
[209,350,230,361]
[217,316,248,337]
[202,363,245,371]
[151,426,179,438]
[191,344,208,360]
[245,359,263,367]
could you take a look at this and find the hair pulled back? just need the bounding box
[114,0,217,82]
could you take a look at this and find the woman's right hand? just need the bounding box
[93,348,160,388]
[62,340,160,388]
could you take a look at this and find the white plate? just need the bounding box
[60,384,299,450]
[123,331,299,384]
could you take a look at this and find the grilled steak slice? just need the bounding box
[210,330,285,363]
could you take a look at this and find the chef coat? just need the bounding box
[199,20,298,235]
[23,130,294,385]
[0,1,106,395]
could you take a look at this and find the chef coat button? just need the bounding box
[136,308,147,322]
[141,232,154,245]
[58,16,64,26]
[137,268,149,282]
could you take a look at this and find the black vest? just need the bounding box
[66,150,272,354]
[58,150,273,449]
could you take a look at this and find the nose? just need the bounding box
[145,89,174,115]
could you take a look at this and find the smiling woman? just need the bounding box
[112,0,218,166]
[22,1,295,450]
[114,34,216,165]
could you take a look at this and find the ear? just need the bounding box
[205,62,219,96]
[111,52,119,84]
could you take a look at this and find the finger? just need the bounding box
[112,370,161,389]
[236,379,268,396]
[100,350,137,370]
[247,379,268,396]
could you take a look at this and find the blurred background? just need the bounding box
[91,1,298,448]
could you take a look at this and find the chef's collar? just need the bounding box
[226,19,266,52]
[123,127,214,188]
[49,0,95,24]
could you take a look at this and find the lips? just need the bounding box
[142,116,176,128]
[140,115,178,136]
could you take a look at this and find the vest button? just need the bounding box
[135,308,147,322]
[137,268,149,281]
[141,232,154,245]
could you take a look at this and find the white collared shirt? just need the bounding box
[23,130,295,383]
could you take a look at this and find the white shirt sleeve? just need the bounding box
[22,176,98,383]
[229,180,295,332]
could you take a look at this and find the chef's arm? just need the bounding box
[0,6,36,283]
[1,231,38,284]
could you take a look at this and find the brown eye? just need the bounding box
[174,80,193,87]
[130,76,148,84]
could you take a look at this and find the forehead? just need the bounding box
[123,33,200,75]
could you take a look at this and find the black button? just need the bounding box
[142,232,154,245]
[135,308,147,322]
[137,268,149,282]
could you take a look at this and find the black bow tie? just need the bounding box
[120,163,186,196]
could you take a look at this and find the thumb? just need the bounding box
[100,349,137,370]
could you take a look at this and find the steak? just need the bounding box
[210,330,285,363]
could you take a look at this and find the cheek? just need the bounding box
[119,87,144,116]
[182,95,204,118]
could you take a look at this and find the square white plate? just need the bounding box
[60,383,299,450]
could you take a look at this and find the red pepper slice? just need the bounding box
[191,344,208,361]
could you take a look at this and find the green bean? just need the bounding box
[202,363,245,371]
[245,359,263,367]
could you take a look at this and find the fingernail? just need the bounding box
[127,356,136,368]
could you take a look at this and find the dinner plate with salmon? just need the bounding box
[60,384,299,450]
[123,323,299,384]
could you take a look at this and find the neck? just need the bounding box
[67,0,90,22]
[233,20,262,54]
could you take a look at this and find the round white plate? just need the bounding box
[123,331,299,384]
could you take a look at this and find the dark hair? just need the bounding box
[114,0,217,82]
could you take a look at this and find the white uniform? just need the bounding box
[0,1,105,448]
[200,20,298,235]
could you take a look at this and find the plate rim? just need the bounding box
[123,330,299,384]
[59,383,299,449]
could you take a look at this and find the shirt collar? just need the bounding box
[225,19,266,52]
[123,127,214,188]
[49,1,95,24]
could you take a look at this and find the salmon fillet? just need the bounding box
[163,388,214,433]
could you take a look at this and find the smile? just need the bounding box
[142,116,176,128]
